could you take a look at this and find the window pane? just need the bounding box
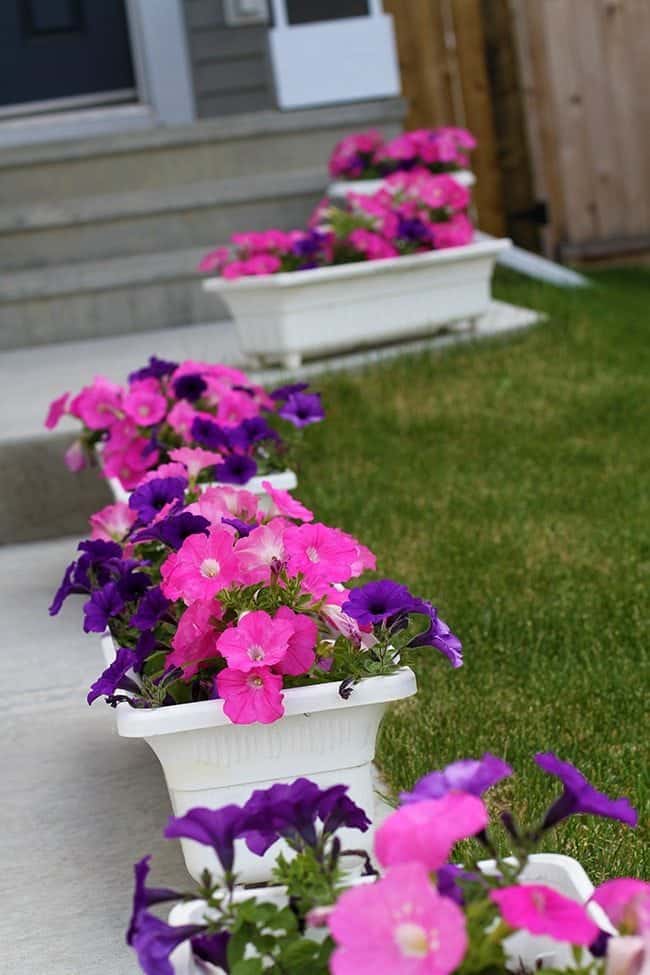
[285,0,369,26]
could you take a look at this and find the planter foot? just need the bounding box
[281,352,303,370]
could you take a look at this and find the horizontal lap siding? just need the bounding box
[183,0,275,117]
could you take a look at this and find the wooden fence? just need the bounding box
[384,0,650,260]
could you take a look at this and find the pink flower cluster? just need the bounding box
[329,126,476,180]
[199,169,473,281]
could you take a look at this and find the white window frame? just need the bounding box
[268,0,401,110]
[0,0,195,149]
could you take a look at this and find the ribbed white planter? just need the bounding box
[328,168,475,199]
[105,468,297,507]
[167,854,610,975]
[204,238,511,369]
[116,667,417,884]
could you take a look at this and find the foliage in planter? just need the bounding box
[328,127,477,181]
[126,752,644,975]
[49,478,461,724]
[45,360,324,490]
[198,170,473,282]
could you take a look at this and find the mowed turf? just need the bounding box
[296,267,650,882]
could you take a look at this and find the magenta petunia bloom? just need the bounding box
[69,376,123,430]
[490,884,600,946]
[160,527,239,603]
[123,386,167,426]
[45,391,69,429]
[284,522,360,591]
[216,666,284,724]
[273,606,317,676]
[89,502,137,542]
[235,520,287,584]
[64,440,87,472]
[167,599,223,678]
[216,610,293,673]
[592,879,650,934]
[261,480,314,522]
[375,793,488,871]
[168,446,222,481]
[329,861,468,975]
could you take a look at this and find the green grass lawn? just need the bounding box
[297,266,649,882]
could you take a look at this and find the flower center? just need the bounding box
[200,558,220,578]
[138,404,150,416]
[247,643,265,662]
[394,923,431,958]
[306,545,320,563]
[247,675,264,689]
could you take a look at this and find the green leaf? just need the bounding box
[230,960,264,975]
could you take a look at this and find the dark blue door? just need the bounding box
[0,0,135,110]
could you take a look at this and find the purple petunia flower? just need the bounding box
[83,582,125,633]
[221,516,256,538]
[407,597,464,668]
[436,864,478,906]
[130,587,171,631]
[270,382,310,402]
[342,579,417,627]
[129,477,187,525]
[164,805,247,875]
[131,913,207,975]
[400,754,512,805]
[87,647,139,705]
[214,453,257,485]
[172,373,207,403]
[397,215,433,244]
[126,856,181,946]
[191,931,230,970]
[116,567,151,602]
[278,391,325,428]
[128,356,178,383]
[190,417,230,451]
[535,752,638,830]
[49,560,89,615]
[317,784,371,836]
[133,512,210,551]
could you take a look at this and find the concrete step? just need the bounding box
[0,99,404,205]
[0,168,326,271]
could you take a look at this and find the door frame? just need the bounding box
[0,0,195,148]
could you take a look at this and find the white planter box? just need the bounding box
[204,238,511,369]
[105,469,297,506]
[167,854,610,975]
[327,169,476,199]
[116,667,417,884]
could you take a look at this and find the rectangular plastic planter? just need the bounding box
[168,853,610,975]
[204,237,511,369]
[116,667,417,884]
[327,169,476,199]
[105,468,297,506]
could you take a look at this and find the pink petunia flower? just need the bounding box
[592,879,650,934]
[69,376,123,430]
[375,794,488,871]
[197,247,229,274]
[139,462,188,484]
[215,609,293,673]
[235,520,287,584]
[190,485,261,525]
[490,885,600,946]
[329,861,468,975]
[45,392,69,429]
[167,600,223,678]
[167,400,199,437]
[605,935,650,975]
[122,386,168,426]
[261,481,313,522]
[64,440,87,472]
[169,447,223,482]
[284,523,361,591]
[431,213,474,250]
[273,606,317,675]
[89,502,137,542]
[216,389,261,427]
[160,527,239,603]
[216,666,284,724]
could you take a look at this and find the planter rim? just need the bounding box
[105,468,297,500]
[328,169,476,194]
[116,666,417,738]
[203,237,511,294]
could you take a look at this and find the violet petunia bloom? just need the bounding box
[317,784,371,836]
[129,477,188,525]
[116,567,151,603]
[131,913,206,975]
[221,516,256,538]
[278,391,325,428]
[269,382,309,402]
[87,647,139,705]
[535,753,638,830]
[436,864,478,906]
[191,931,230,970]
[400,754,512,805]
[49,560,89,615]
[172,372,207,403]
[214,453,257,485]
[133,512,210,551]
[128,356,178,383]
[342,579,417,626]
[408,597,464,668]
[130,587,171,631]
[164,805,247,875]
[82,582,125,633]
[126,855,182,945]
[191,417,231,451]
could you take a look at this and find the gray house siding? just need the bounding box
[183,0,275,118]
